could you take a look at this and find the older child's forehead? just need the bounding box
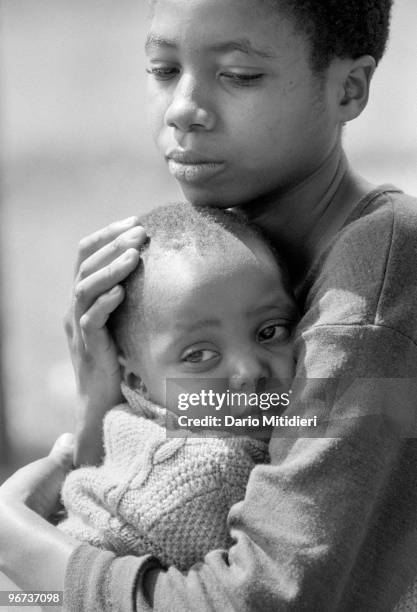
[146,0,298,58]
[145,32,279,60]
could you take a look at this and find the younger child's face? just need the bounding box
[124,238,297,410]
[146,0,339,208]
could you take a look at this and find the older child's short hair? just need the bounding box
[108,202,289,358]
[275,0,393,72]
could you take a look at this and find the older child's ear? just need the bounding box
[338,55,376,122]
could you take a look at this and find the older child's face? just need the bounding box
[125,241,297,410]
[146,0,339,208]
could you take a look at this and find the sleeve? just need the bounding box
[64,322,417,612]
[64,544,158,612]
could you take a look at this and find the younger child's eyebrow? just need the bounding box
[174,319,221,334]
[248,302,297,321]
[145,33,276,59]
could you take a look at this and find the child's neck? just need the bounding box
[238,143,374,291]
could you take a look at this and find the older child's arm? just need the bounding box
[0,436,78,592]
[63,197,417,610]
[64,217,146,465]
[1,327,415,611]
[63,328,416,612]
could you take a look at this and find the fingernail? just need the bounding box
[53,433,75,453]
[121,216,138,226]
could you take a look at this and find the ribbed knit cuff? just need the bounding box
[64,543,161,612]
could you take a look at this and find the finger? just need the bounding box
[75,215,140,271]
[77,225,147,281]
[0,451,73,514]
[74,248,139,317]
[65,229,142,342]
[49,433,75,468]
[79,285,125,353]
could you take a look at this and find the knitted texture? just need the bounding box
[394,579,417,611]
[60,384,269,570]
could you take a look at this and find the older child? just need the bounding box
[59,202,297,570]
[1,1,417,610]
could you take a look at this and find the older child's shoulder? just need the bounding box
[329,185,417,278]
[328,185,417,275]
[349,185,417,235]
[302,186,417,338]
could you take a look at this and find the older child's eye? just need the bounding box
[181,348,219,363]
[220,72,264,87]
[257,323,290,344]
[146,66,179,81]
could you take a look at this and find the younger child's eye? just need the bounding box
[146,66,180,81]
[257,323,290,344]
[181,348,219,363]
[220,72,264,87]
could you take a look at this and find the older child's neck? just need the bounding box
[238,144,374,291]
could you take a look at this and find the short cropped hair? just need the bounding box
[275,0,393,72]
[108,202,289,357]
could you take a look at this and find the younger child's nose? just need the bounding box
[229,357,270,392]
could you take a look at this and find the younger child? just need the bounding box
[59,202,298,569]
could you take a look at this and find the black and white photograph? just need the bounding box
[0,1,417,610]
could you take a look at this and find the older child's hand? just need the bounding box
[0,433,74,519]
[64,216,146,464]
[0,435,78,594]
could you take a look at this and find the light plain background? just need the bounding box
[0,0,416,472]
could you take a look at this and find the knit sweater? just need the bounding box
[64,186,417,611]
[60,384,268,571]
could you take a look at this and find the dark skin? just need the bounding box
[0,436,76,598]
[0,0,377,594]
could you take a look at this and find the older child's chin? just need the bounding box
[178,176,283,209]
[178,183,235,209]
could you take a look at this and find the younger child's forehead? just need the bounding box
[142,244,292,323]
[142,236,287,308]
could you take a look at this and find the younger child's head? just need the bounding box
[146,0,393,208]
[109,202,298,411]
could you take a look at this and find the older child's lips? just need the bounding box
[168,160,226,184]
[166,151,225,184]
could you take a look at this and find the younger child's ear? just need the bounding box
[337,55,376,122]
[118,354,149,397]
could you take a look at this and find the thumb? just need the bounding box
[1,434,75,516]
[49,433,75,468]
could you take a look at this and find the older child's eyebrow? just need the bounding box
[145,33,177,53]
[145,33,276,59]
[209,39,277,59]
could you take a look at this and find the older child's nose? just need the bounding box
[164,75,216,132]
